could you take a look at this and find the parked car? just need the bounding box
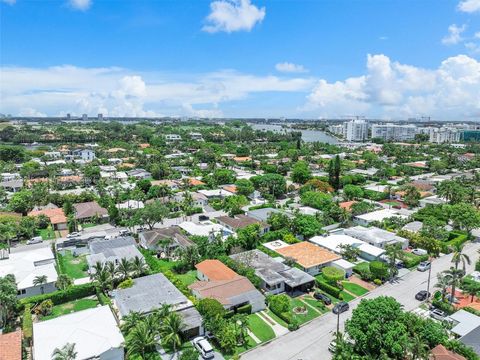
[314,292,332,305]
[119,229,130,236]
[26,236,42,245]
[417,261,431,272]
[430,308,447,321]
[415,290,430,301]
[199,215,210,221]
[67,232,81,238]
[193,336,214,359]
[412,248,428,256]
[332,302,349,314]
[328,340,336,353]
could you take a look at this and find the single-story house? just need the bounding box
[354,208,409,226]
[178,221,233,240]
[86,236,144,272]
[0,179,23,193]
[73,201,109,223]
[309,234,385,262]
[138,226,194,253]
[198,189,234,199]
[419,195,448,208]
[246,208,291,223]
[33,306,125,360]
[215,215,270,234]
[402,221,423,233]
[447,310,480,337]
[112,273,203,338]
[344,226,409,249]
[28,207,68,231]
[0,246,58,298]
[116,200,144,210]
[0,330,22,360]
[230,249,315,295]
[127,168,152,179]
[460,326,480,356]
[430,344,466,360]
[189,259,266,313]
[273,241,341,276]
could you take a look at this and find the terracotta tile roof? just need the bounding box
[188,178,205,186]
[28,208,67,225]
[0,330,22,360]
[58,175,82,183]
[73,201,108,220]
[276,242,340,268]
[222,185,237,193]
[139,143,150,149]
[195,260,239,281]
[189,277,256,305]
[233,156,251,162]
[105,147,126,153]
[430,345,466,360]
[215,215,264,230]
[339,201,357,211]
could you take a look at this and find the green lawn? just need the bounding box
[291,298,321,325]
[38,228,55,240]
[57,251,89,279]
[41,298,99,321]
[247,314,275,342]
[80,222,97,229]
[342,281,369,296]
[176,270,197,287]
[340,290,356,302]
[266,309,288,328]
[302,296,328,313]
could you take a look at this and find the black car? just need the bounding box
[415,290,430,301]
[198,215,210,221]
[332,301,349,314]
[313,292,332,305]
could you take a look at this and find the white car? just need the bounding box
[417,261,431,272]
[193,336,214,359]
[27,236,43,245]
[430,308,446,321]
[412,248,428,256]
[67,232,81,238]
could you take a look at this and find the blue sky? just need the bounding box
[1,0,479,119]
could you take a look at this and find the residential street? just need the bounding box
[242,241,480,360]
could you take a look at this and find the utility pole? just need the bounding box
[336,310,340,337]
[426,257,433,301]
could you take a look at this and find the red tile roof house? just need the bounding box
[73,201,109,224]
[28,207,68,231]
[214,214,270,235]
[429,344,466,360]
[0,330,22,360]
[189,260,266,313]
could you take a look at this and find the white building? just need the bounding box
[329,124,346,137]
[33,306,125,360]
[178,221,234,240]
[344,226,409,249]
[354,208,410,226]
[371,124,417,141]
[165,134,182,141]
[0,246,58,298]
[345,120,368,142]
[309,234,385,261]
[429,127,461,144]
[71,149,95,162]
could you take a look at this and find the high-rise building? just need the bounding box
[371,124,416,141]
[328,124,346,137]
[98,113,103,121]
[345,120,368,142]
[82,114,88,121]
[66,113,71,120]
[429,127,461,144]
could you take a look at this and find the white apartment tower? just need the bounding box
[345,120,368,141]
[429,127,461,144]
[371,124,417,141]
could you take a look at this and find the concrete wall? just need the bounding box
[99,347,124,360]
[18,282,57,299]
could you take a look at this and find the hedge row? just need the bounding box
[315,279,342,299]
[19,283,96,308]
[432,299,456,315]
[22,304,33,341]
[403,253,429,268]
[237,304,252,314]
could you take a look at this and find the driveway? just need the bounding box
[241,242,480,360]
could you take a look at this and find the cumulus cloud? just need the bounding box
[68,0,92,11]
[303,54,480,119]
[203,0,265,33]
[458,0,480,13]
[275,62,308,73]
[442,24,466,45]
[0,66,312,117]
[1,0,16,5]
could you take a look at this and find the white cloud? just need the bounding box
[275,62,308,73]
[1,0,16,5]
[18,108,47,117]
[0,66,312,117]
[68,0,92,11]
[458,0,480,13]
[475,31,480,39]
[203,0,265,33]
[442,24,466,45]
[303,54,480,120]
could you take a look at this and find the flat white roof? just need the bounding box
[310,234,385,257]
[0,247,58,290]
[33,306,124,360]
[178,221,229,237]
[364,184,389,192]
[198,189,234,197]
[355,209,408,223]
[332,259,355,269]
[449,310,480,337]
[262,240,290,251]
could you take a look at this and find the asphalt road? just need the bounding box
[242,241,480,360]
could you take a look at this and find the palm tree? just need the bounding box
[120,311,143,333]
[435,272,451,301]
[126,321,158,358]
[233,313,248,346]
[51,343,77,360]
[407,334,429,360]
[444,267,464,304]
[33,275,48,294]
[461,281,480,303]
[55,274,73,291]
[385,243,404,281]
[451,243,471,273]
[116,258,132,280]
[153,303,172,322]
[105,261,117,289]
[131,256,147,277]
[161,312,185,354]
[91,262,111,294]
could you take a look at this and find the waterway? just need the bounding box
[250,123,339,144]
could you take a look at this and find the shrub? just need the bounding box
[197,298,226,320]
[19,282,96,308]
[180,349,200,360]
[353,262,372,281]
[22,305,33,342]
[237,304,252,314]
[36,299,53,316]
[432,299,456,315]
[268,294,291,315]
[475,260,480,272]
[118,278,134,289]
[373,279,382,286]
[287,318,300,331]
[322,266,345,284]
[315,280,342,299]
[369,261,389,281]
[403,253,429,268]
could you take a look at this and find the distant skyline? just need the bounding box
[0,0,479,120]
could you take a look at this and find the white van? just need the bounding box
[27,236,43,245]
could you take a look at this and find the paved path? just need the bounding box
[247,330,261,344]
[242,242,480,360]
[258,311,289,337]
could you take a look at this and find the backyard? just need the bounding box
[57,250,89,279]
[40,297,99,321]
[176,270,197,287]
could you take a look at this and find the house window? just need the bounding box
[17,289,26,295]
